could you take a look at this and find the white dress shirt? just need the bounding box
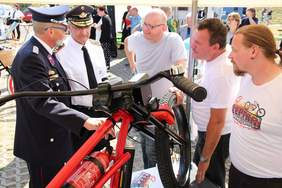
[57,36,107,107]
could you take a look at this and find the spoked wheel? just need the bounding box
[6,74,14,95]
[155,104,191,188]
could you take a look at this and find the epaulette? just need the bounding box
[32,46,39,54]
[89,39,101,46]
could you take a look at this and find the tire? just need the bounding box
[155,104,191,188]
[257,108,265,117]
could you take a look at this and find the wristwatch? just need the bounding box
[199,155,210,163]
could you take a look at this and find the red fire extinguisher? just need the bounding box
[63,146,113,188]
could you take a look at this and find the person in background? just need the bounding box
[119,5,131,49]
[239,8,258,27]
[261,8,272,25]
[89,7,101,40]
[191,18,240,188]
[10,4,24,40]
[97,6,114,70]
[126,7,142,33]
[226,12,241,44]
[57,5,111,152]
[11,5,106,187]
[92,13,102,42]
[178,12,192,40]
[125,8,187,169]
[261,8,267,23]
[228,24,282,188]
[266,9,272,25]
[160,6,177,32]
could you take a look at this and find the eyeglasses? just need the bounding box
[141,22,165,30]
[45,26,68,33]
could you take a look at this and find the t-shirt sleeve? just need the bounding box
[209,76,235,108]
[170,34,188,63]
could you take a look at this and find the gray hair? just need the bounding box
[33,21,58,35]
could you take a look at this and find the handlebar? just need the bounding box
[159,71,207,102]
[0,69,207,107]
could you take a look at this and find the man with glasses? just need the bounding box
[124,8,187,169]
[11,5,107,187]
[57,5,111,153]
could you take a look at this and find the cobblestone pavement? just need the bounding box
[0,72,29,188]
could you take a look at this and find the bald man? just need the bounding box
[125,8,187,168]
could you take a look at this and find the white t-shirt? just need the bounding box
[191,50,240,135]
[230,73,282,178]
[127,31,187,98]
[57,36,107,107]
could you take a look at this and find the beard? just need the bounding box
[232,61,246,76]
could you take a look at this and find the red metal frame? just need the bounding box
[47,109,134,188]
[47,105,174,188]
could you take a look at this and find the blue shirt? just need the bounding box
[129,15,141,32]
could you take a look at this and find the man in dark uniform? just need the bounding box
[11,5,106,187]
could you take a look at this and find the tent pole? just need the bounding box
[186,0,198,135]
[188,0,198,80]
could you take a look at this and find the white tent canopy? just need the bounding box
[1,0,282,7]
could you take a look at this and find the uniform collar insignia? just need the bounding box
[32,46,39,54]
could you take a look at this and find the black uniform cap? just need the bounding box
[29,5,69,24]
[66,5,94,28]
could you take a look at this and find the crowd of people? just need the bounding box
[5,3,282,188]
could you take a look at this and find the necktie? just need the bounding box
[81,46,98,89]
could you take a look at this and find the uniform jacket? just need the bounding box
[11,36,89,165]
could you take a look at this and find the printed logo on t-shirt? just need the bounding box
[232,96,266,130]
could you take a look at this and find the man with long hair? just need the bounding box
[228,24,282,188]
